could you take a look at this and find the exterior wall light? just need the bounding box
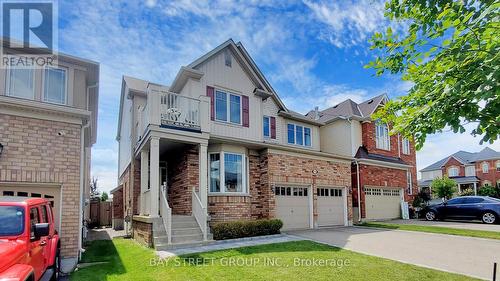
[0,143,3,156]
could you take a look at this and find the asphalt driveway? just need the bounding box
[288,226,500,280]
[387,219,500,232]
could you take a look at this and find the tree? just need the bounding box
[478,184,500,198]
[367,0,499,150]
[90,177,99,196]
[101,192,109,202]
[431,177,457,200]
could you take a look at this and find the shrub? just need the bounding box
[460,188,475,196]
[478,184,500,198]
[212,219,283,240]
[431,177,457,200]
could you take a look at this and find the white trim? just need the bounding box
[375,121,390,150]
[402,137,410,155]
[208,151,247,194]
[309,185,314,229]
[263,115,271,138]
[448,166,459,177]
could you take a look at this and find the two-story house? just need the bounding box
[305,95,418,221]
[0,40,99,271]
[419,147,500,193]
[116,39,354,249]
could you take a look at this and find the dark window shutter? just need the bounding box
[270,116,276,139]
[206,86,214,121]
[242,96,249,127]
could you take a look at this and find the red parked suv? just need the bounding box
[0,197,60,281]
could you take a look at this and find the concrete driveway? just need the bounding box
[387,219,500,232]
[288,227,500,280]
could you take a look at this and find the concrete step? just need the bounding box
[172,220,199,228]
[172,227,202,236]
[172,233,203,244]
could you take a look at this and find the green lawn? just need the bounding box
[360,222,500,240]
[70,238,478,281]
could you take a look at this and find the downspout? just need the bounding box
[79,83,98,259]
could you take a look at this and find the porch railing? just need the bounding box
[159,184,172,244]
[151,88,201,130]
[192,189,208,241]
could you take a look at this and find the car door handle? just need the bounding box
[40,240,47,246]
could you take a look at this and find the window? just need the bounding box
[406,170,413,195]
[318,188,342,197]
[29,207,40,239]
[215,90,241,124]
[375,121,390,150]
[496,161,500,172]
[448,167,459,177]
[263,116,270,138]
[275,186,308,197]
[224,49,232,67]
[6,68,35,99]
[463,198,484,204]
[465,166,475,176]
[483,180,492,187]
[0,206,25,236]
[482,162,489,173]
[40,206,48,223]
[402,138,410,154]
[209,152,246,193]
[43,67,67,104]
[446,198,464,205]
[287,123,312,147]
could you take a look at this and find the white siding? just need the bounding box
[194,49,263,142]
[320,120,351,156]
[262,97,280,143]
[351,120,362,155]
[118,96,132,176]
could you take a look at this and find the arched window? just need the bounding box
[496,161,500,172]
[482,162,489,173]
[448,167,459,177]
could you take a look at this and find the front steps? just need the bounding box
[154,215,212,251]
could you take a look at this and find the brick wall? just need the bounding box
[112,187,123,219]
[441,158,465,177]
[475,159,500,187]
[118,159,141,218]
[0,114,82,259]
[167,145,199,215]
[362,122,399,157]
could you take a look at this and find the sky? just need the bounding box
[54,0,499,194]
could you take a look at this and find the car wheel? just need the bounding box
[50,249,60,281]
[481,212,497,224]
[425,210,437,221]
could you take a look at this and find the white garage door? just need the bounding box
[365,187,402,220]
[317,187,345,226]
[275,186,310,230]
[0,185,61,231]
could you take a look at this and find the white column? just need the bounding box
[473,182,477,196]
[140,149,149,215]
[199,143,208,208]
[150,137,160,217]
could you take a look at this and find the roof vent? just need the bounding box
[367,99,374,104]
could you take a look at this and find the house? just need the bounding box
[305,96,418,221]
[0,40,99,270]
[419,147,500,193]
[116,39,354,249]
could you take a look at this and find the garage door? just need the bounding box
[275,186,310,230]
[365,187,402,220]
[317,187,345,226]
[0,185,61,231]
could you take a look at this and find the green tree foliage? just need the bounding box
[478,184,500,198]
[431,177,457,199]
[367,0,500,149]
[101,192,109,202]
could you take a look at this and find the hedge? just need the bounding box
[212,219,283,240]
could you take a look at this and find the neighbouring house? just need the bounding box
[419,147,500,194]
[116,39,354,249]
[0,40,99,270]
[110,185,124,230]
[305,95,418,221]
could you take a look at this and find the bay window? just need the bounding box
[43,67,67,104]
[215,90,241,125]
[375,121,390,150]
[209,152,246,193]
[287,123,312,147]
[6,68,35,99]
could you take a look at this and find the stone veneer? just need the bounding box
[0,114,83,259]
[132,219,153,247]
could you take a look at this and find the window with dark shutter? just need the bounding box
[242,96,249,127]
[270,116,276,139]
[206,86,215,121]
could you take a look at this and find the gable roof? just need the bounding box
[306,93,388,123]
[420,147,500,172]
[187,39,287,112]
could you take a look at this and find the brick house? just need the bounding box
[116,39,354,249]
[419,147,500,193]
[305,95,418,221]
[0,41,99,270]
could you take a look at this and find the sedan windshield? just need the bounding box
[0,206,25,236]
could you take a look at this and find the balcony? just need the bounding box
[137,86,210,143]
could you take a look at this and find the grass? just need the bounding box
[70,238,479,281]
[360,222,500,240]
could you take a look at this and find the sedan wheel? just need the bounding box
[482,212,496,224]
[425,211,436,221]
